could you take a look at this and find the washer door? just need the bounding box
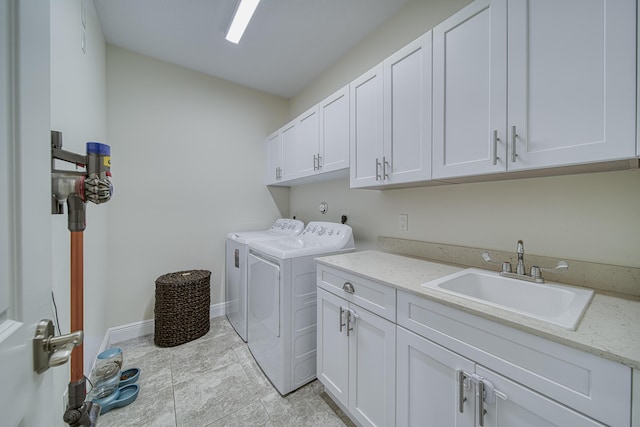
[248,252,280,338]
[225,239,247,341]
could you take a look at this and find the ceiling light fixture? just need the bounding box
[225,0,261,44]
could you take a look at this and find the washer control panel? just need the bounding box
[300,221,352,244]
[270,219,305,235]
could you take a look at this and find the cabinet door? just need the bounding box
[316,288,349,407]
[265,130,281,184]
[476,366,605,427]
[507,0,636,170]
[319,85,349,173]
[383,32,432,185]
[350,64,383,188]
[397,327,475,427]
[294,106,319,179]
[280,119,297,181]
[432,0,507,179]
[348,304,396,427]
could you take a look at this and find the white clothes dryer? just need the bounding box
[247,221,355,395]
[225,219,304,342]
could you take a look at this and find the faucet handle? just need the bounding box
[482,252,499,263]
[482,252,512,273]
[540,260,569,273]
[530,261,569,282]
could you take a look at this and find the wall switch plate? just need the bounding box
[399,214,408,231]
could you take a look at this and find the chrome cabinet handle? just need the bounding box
[342,282,355,294]
[492,130,499,165]
[477,378,486,426]
[457,370,469,414]
[346,308,358,336]
[375,158,381,181]
[317,153,322,170]
[510,125,517,163]
[383,156,390,179]
[339,306,346,332]
[313,154,317,171]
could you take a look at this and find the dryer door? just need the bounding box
[248,252,280,338]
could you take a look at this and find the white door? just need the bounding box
[396,327,475,427]
[350,64,384,188]
[294,106,319,179]
[265,130,281,184]
[348,305,396,427]
[383,32,432,185]
[280,120,297,181]
[319,85,349,173]
[476,366,605,426]
[316,288,349,406]
[506,0,637,171]
[432,0,507,179]
[0,1,55,426]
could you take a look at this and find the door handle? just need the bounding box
[492,130,500,166]
[510,125,518,163]
[33,319,83,374]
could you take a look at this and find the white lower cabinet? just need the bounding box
[317,287,396,427]
[396,327,475,427]
[397,327,605,427]
[317,262,632,427]
[397,290,631,427]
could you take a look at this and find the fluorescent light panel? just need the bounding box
[226,0,261,44]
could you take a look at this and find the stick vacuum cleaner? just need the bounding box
[51,131,112,426]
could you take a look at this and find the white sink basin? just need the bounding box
[421,268,594,330]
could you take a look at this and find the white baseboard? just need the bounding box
[96,302,226,354]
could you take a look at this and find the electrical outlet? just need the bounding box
[399,214,408,231]
[341,211,350,224]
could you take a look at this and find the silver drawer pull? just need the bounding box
[342,282,355,294]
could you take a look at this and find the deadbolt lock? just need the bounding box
[33,319,83,374]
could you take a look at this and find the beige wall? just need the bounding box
[287,0,640,269]
[106,46,290,326]
[290,0,473,117]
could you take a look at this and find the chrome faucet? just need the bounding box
[481,240,569,283]
[515,240,525,275]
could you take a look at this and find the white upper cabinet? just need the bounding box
[351,33,432,188]
[434,0,637,179]
[350,64,384,188]
[266,87,349,186]
[384,32,433,185]
[279,106,319,182]
[280,119,298,182]
[432,0,507,179]
[318,85,350,174]
[265,129,282,185]
[293,105,319,179]
[507,0,637,170]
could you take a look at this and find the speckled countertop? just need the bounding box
[316,250,640,370]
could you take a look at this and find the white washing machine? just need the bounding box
[225,219,304,342]
[247,221,355,395]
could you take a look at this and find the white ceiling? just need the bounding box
[94,0,410,98]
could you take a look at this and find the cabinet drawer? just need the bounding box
[397,290,631,427]
[317,264,396,322]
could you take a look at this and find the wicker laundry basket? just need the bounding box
[154,270,211,347]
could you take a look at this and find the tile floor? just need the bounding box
[98,317,355,427]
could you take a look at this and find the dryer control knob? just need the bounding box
[318,226,326,236]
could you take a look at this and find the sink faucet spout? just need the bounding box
[516,240,525,275]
